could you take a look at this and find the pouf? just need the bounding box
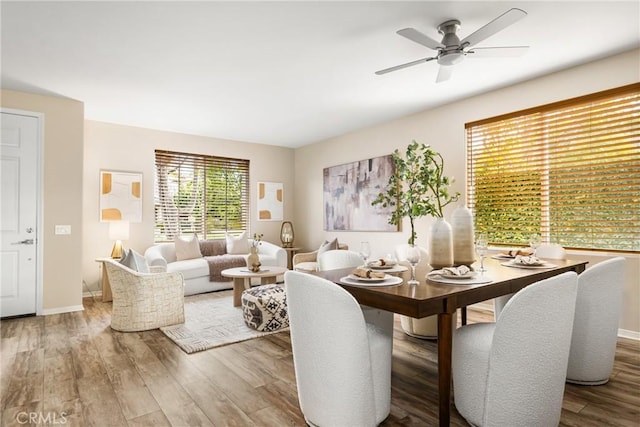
[241,284,289,332]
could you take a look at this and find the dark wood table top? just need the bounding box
[314,257,588,318]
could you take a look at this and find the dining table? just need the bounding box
[313,256,588,426]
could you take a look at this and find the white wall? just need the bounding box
[293,49,640,335]
[82,121,294,293]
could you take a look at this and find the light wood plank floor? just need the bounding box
[1,291,638,426]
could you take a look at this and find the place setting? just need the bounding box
[427,264,492,285]
[501,254,556,269]
[339,267,403,287]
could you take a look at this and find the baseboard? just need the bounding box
[42,305,84,315]
[83,290,102,298]
[618,328,640,341]
[469,302,638,341]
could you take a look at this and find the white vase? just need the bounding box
[452,205,476,266]
[429,218,453,269]
[247,246,261,272]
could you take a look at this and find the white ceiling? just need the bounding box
[2,1,639,148]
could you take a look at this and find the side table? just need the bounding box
[282,246,301,270]
[221,266,288,307]
[95,257,115,302]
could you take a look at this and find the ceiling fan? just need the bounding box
[376,8,529,82]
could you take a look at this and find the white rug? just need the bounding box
[160,291,288,354]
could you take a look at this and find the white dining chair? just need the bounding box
[566,256,626,385]
[285,270,393,426]
[453,271,578,427]
[493,243,567,320]
[395,244,457,338]
[317,249,364,271]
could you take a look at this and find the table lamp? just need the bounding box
[280,221,294,248]
[109,220,130,259]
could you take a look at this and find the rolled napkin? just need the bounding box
[513,255,543,265]
[367,258,396,268]
[501,248,533,257]
[431,265,473,276]
[352,268,386,279]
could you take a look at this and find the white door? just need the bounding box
[1,111,39,317]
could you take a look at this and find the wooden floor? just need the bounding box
[1,292,639,426]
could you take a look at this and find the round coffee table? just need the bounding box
[221,266,288,307]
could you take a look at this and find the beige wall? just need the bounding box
[1,90,85,313]
[293,49,640,335]
[82,121,295,292]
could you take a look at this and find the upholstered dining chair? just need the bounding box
[394,244,457,339]
[493,243,567,320]
[104,259,185,332]
[317,249,363,271]
[285,270,393,426]
[566,256,626,385]
[453,271,578,427]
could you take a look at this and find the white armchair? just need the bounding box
[285,270,393,426]
[453,271,578,426]
[317,249,363,271]
[567,256,626,385]
[104,259,185,332]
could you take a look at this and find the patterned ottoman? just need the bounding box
[241,284,289,332]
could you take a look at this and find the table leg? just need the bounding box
[233,278,250,307]
[438,311,453,426]
[261,275,277,285]
[101,263,112,302]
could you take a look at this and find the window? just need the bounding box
[154,150,250,242]
[466,83,639,252]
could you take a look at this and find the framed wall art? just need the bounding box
[100,170,142,222]
[257,181,283,221]
[323,155,397,231]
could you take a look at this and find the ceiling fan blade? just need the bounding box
[375,57,437,75]
[436,65,453,83]
[467,46,529,57]
[460,8,527,49]
[397,28,444,50]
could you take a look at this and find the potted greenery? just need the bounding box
[372,140,459,245]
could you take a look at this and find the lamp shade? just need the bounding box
[109,221,130,240]
[280,221,294,247]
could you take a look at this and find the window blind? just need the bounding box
[154,150,250,242]
[466,83,640,252]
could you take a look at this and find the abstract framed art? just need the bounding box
[323,155,397,231]
[99,170,142,222]
[257,181,283,221]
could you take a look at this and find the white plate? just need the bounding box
[427,275,493,285]
[430,272,478,280]
[369,264,395,270]
[501,261,555,269]
[347,273,388,283]
[491,254,515,260]
[340,276,403,287]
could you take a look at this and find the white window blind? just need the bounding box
[154,150,250,242]
[466,83,639,252]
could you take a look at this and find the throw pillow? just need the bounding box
[318,238,339,256]
[226,231,250,254]
[175,234,203,261]
[120,249,150,273]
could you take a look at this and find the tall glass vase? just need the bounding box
[429,218,454,269]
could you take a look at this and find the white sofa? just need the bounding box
[144,239,287,296]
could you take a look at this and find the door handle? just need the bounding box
[11,239,34,245]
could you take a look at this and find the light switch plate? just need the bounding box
[55,225,71,235]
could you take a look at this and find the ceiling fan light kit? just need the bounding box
[376,8,529,82]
